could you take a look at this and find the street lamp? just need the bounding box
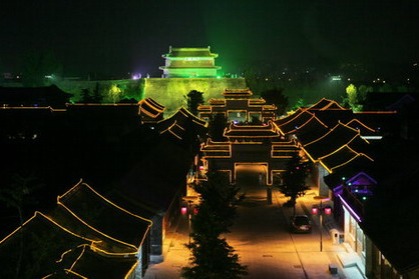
[311,198,332,252]
[181,200,195,244]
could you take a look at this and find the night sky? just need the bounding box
[1,0,418,77]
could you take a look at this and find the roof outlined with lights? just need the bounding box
[138,97,165,123]
[0,212,137,278]
[157,107,208,141]
[306,97,348,111]
[301,121,370,162]
[317,144,374,174]
[159,46,220,78]
[224,121,283,140]
[57,180,152,249]
[41,244,138,279]
[198,88,277,121]
[273,109,329,142]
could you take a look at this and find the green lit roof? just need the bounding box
[162,47,218,58]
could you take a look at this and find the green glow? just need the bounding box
[144,77,246,115]
[160,47,221,78]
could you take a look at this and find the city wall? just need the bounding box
[144,78,247,116]
[57,77,247,117]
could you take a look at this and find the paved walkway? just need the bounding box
[144,171,366,279]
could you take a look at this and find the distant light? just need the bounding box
[361,136,383,140]
[132,73,141,80]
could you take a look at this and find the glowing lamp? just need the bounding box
[324,207,332,215]
[199,166,204,171]
[193,207,199,215]
[181,206,188,215]
[311,207,319,215]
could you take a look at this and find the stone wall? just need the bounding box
[56,77,247,117]
[144,78,247,116]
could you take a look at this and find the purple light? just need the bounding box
[132,73,141,80]
[338,194,362,222]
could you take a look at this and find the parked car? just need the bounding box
[290,215,312,233]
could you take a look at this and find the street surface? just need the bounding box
[144,166,365,279]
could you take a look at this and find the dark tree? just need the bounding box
[291,98,306,110]
[80,88,93,103]
[186,90,204,116]
[260,88,288,117]
[91,82,103,103]
[182,171,247,279]
[276,151,311,212]
[208,113,228,142]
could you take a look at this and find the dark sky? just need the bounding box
[1,0,418,77]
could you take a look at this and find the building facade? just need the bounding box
[159,46,221,78]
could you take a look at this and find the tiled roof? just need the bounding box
[273,108,305,126]
[139,98,165,119]
[162,47,218,58]
[45,245,138,279]
[58,181,152,248]
[224,121,283,139]
[48,205,138,255]
[301,122,369,162]
[344,118,381,139]
[274,110,328,136]
[310,109,355,128]
[0,212,94,278]
[318,145,374,173]
[200,140,231,158]
[157,107,208,140]
[306,98,347,111]
[222,88,253,98]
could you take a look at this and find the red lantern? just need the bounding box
[324,207,332,215]
[181,206,188,215]
[311,207,319,215]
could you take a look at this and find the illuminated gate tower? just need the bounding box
[159,46,221,78]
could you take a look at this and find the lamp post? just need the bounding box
[311,198,332,252]
[187,200,193,244]
[181,200,195,245]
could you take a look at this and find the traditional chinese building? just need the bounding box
[198,88,277,123]
[198,89,296,185]
[200,124,297,185]
[0,180,153,278]
[159,46,221,78]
